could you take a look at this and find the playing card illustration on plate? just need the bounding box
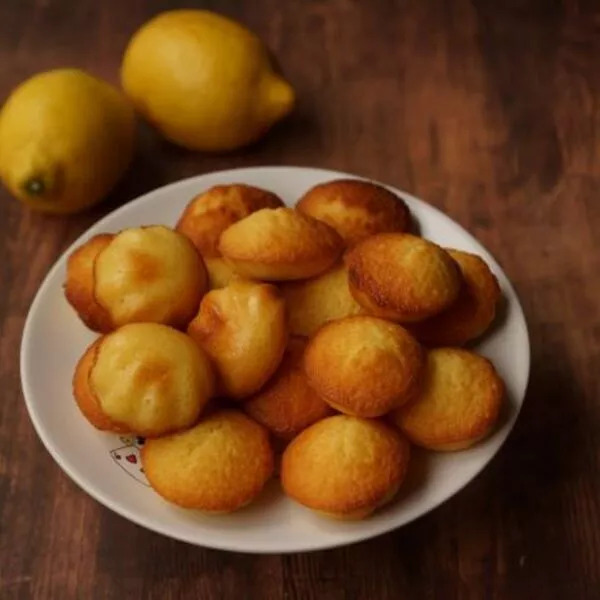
[109,436,150,486]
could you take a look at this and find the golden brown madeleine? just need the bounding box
[393,348,504,450]
[244,337,333,440]
[64,233,114,332]
[94,226,207,328]
[89,323,214,437]
[304,316,424,417]
[175,184,284,257]
[281,415,410,519]
[408,249,501,346]
[346,233,461,322]
[280,263,364,337]
[218,207,344,281]
[142,410,274,512]
[296,179,410,246]
[204,256,238,290]
[187,279,287,399]
[72,339,128,433]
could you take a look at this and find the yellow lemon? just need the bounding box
[0,69,135,215]
[121,10,295,152]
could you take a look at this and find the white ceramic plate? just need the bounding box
[21,166,530,553]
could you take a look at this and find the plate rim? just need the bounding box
[20,165,531,553]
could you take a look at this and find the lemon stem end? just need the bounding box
[23,177,46,196]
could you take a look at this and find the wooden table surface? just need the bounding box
[2,0,600,598]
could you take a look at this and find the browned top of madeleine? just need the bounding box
[281,415,410,518]
[393,348,504,451]
[187,278,288,399]
[94,225,207,328]
[142,410,273,512]
[176,184,284,257]
[346,233,461,322]
[297,179,410,246]
[89,323,214,437]
[304,315,425,418]
[219,207,343,281]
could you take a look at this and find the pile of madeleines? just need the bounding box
[66,178,505,520]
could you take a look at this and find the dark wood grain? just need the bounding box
[1,0,599,598]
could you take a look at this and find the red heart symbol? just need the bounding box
[125,454,137,464]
